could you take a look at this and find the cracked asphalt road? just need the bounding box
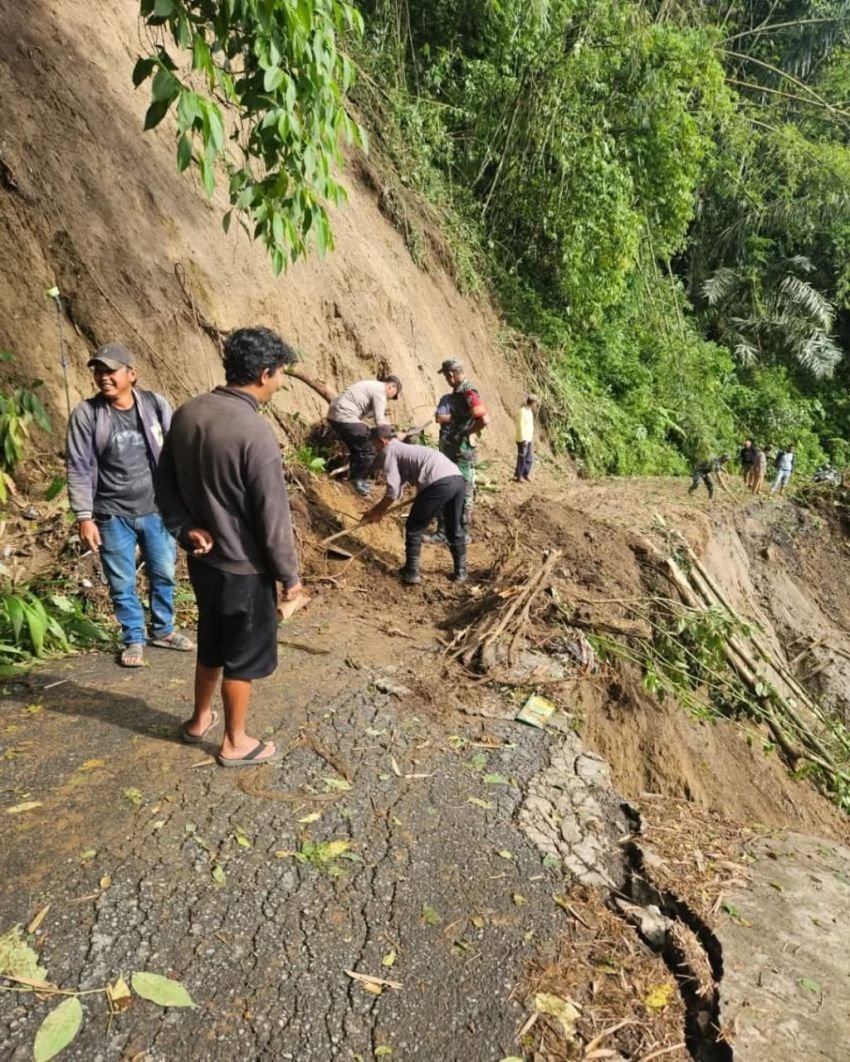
[0,594,625,1060]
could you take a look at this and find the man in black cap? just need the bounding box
[66,342,193,667]
[327,375,403,497]
[426,359,489,542]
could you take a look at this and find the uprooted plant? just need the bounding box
[0,583,111,668]
[0,352,51,504]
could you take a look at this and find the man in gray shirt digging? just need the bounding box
[327,376,402,497]
[364,425,467,584]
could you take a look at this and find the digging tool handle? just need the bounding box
[320,498,414,547]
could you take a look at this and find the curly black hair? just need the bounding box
[223,327,297,385]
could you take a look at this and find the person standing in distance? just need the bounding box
[514,394,538,482]
[155,327,303,768]
[66,342,193,668]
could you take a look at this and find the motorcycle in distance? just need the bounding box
[813,463,842,486]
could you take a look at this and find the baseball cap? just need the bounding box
[439,359,464,375]
[384,373,403,399]
[87,342,135,371]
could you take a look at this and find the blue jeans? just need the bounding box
[771,469,791,492]
[515,441,534,480]
[96,512,177,646]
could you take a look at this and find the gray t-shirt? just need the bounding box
[94,404,156,517]
[382,440,461,500]
[328,380,390,425]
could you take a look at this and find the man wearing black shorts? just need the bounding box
[155,327,303,767]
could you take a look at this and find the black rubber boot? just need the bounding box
[400,534,423,585]
[449,543,468,583]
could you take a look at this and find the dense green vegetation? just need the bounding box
[137,1,850,475]
[0,359,109,666]
[351,0,850,474]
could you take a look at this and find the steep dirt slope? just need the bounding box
[0,0,525,448]
[563,477,850,837]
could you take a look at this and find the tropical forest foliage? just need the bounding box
[138,0,850,475]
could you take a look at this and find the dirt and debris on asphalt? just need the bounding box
[3,476,850,1061]
[0,580,630,1061]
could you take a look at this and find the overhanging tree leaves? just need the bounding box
[136,0,366,273]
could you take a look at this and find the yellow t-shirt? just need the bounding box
[516,407,534,443]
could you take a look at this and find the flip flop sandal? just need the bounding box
[216,740,281,769]
[179,710,220,745]
[120,643,145,668]
[150,632,196,651]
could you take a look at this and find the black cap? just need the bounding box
[438,359,464,375]
[384,374,403,399]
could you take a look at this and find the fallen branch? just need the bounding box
[448,550,562,671]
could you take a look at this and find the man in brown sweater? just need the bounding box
[155,327,302,767]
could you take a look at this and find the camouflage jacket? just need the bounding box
[437,380,487,460]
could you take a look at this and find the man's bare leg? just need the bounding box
[219,675,276,761]
[182,662,221,738]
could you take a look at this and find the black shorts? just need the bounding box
[188,557,278,680]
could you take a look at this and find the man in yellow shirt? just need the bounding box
[514,395,538,482]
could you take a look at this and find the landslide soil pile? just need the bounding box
[0,0,526,454]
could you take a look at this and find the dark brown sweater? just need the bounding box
[155,387,300,588]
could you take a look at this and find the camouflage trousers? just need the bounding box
[437,454,475,532]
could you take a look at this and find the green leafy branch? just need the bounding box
[0,352,51,504]
[0,588,111,667]
[136,0,367,273]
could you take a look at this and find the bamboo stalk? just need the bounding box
[685,550,827,720]
[668,557,842,773]
[789,636,827,670]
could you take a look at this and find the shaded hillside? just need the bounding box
[0,0,526,453]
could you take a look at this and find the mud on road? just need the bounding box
[3,479,850,1061]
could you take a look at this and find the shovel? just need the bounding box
[320,497,415,554]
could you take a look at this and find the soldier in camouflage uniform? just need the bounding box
[425,359,490,543]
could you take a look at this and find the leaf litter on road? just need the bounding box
[5,801,42,814]
[33,996,83,1062]
[0,925,47,981]
[131,971,195,1008]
